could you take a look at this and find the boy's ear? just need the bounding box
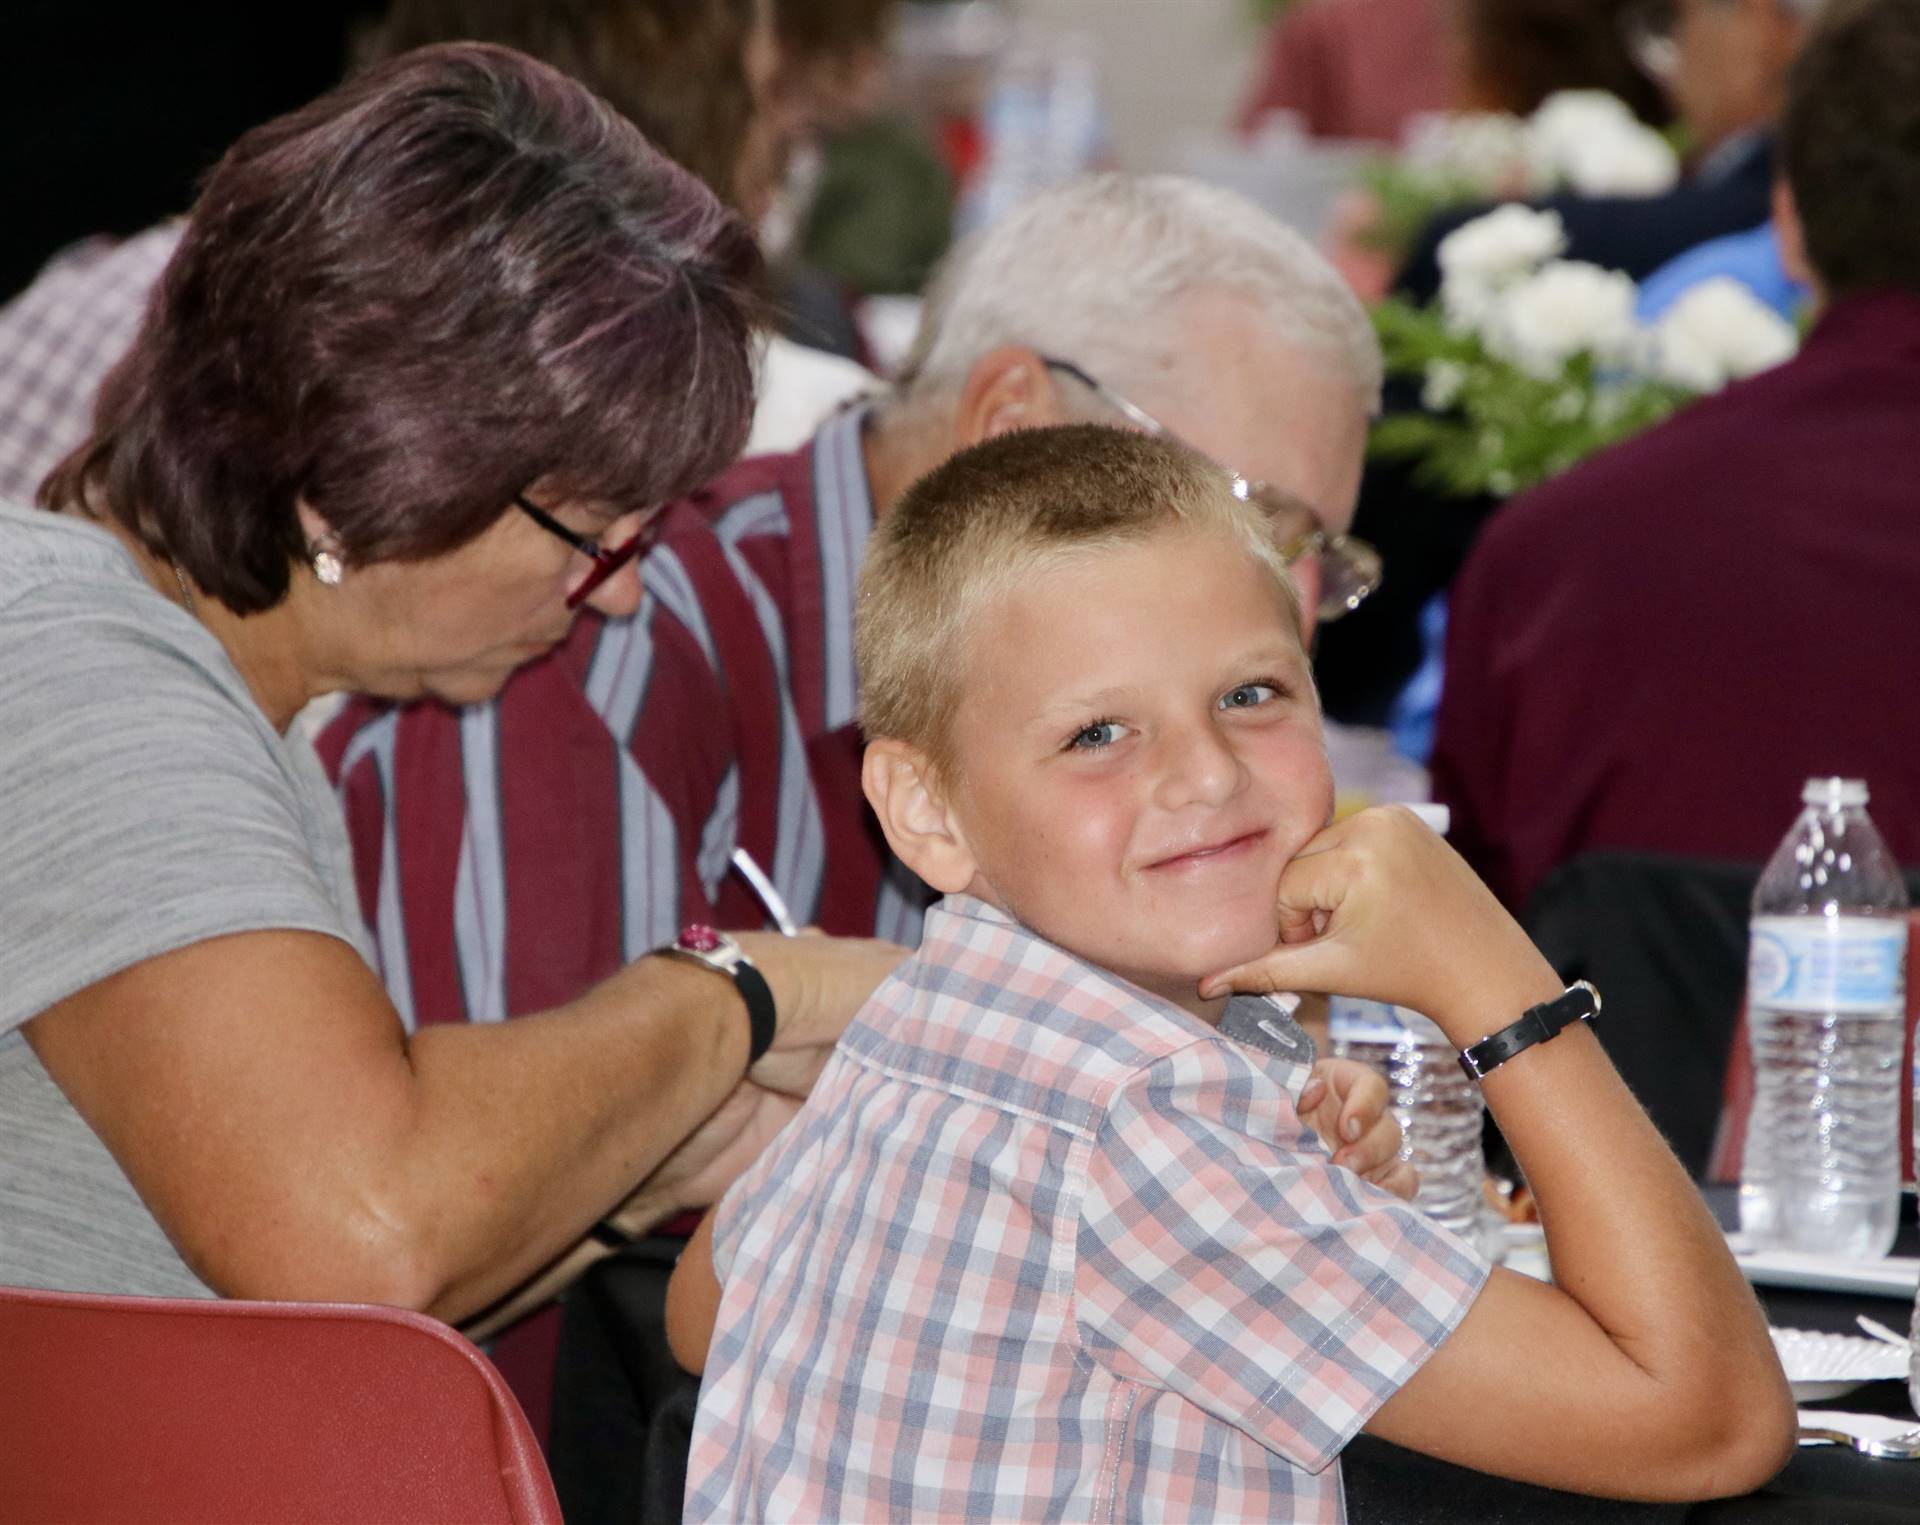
[862,739,978,894]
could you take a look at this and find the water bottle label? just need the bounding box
[1328,995,1449,1046]
[1747,916,1907,1013]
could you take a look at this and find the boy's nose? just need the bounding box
[1152,718,1247,812]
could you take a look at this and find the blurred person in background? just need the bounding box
[321,170,1391,1516]
[0,0,894,505]
[0,30,904,1490]
[1456,0,1673,123]
[374,0,758,203]
[1399,0,1821,296]
[744,0,909,451]
[1316,0,1821,739]
[1236,0,1457,144]
[1432,0,1920,913]
[1238,0,1669,146]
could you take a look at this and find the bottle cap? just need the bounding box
[1802,776,1868,808]
[1405,802,1451,835]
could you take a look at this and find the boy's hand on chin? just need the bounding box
[1198,807,1561,1044]
[1296,1058,1418,1200]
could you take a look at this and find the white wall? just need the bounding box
[1013,0,1267,171]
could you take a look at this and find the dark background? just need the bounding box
[3,3,381,300]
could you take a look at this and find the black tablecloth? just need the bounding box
[1344,1187,1920,1522]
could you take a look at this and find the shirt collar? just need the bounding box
[806,403,877,734]
[914,893,1307,1064]
[1696,126,1771,187]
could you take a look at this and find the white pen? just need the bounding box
[730,847,799,936]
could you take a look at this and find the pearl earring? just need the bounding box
[312,546,344,586]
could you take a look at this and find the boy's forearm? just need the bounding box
[1431,971,1772,1379]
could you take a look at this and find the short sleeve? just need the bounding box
[1075,1042,1490,1474]
[0,586,354,1034]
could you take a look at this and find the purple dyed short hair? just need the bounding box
[44,41,762,614]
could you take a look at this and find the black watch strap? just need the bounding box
[665,927,779,1069]
[731,959,777,1067]
[1458,980,1601,1081]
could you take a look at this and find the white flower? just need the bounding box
[1422,359,1467,410]
[1643,277,1800,392]
[1437,206,1567,331]
[1403,110,1532,193]
[1526,90,1679,197]
[1559,121,1679,196]
[1482,259,1639,378]
[1438,204,1568,286]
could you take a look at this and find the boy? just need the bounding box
[670,426,1792,1519]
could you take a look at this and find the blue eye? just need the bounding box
[1068,720,1127,751]
[1220,683,1280,711]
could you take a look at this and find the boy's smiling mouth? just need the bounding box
[1143,827,1272,872]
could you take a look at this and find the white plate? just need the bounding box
[1734,1247,1920,1299]
[1501,1222,1550,1284]
[1770,1327,1910,1402]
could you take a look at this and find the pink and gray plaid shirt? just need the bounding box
[688,896,1490,1523]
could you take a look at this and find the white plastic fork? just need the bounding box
[1797,1423,1920,1460]
[730,847,798,936]
[1855,1313,1912,1353]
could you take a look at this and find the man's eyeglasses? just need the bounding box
[515,494,657,610]
[1039,357,1381,621]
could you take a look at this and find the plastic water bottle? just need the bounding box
[1740,777,1907,1259]
[956,32,1107,233]
[1329,806,1489,1247]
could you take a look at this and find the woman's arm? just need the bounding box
[26,926,900,1324]
[1204,808,1796,1501]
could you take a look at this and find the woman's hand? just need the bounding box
[614,1076,805,1229]
[614,932,910,1225]
[1295,1057,1417,1199]
[1199,807,1560,1047]
[736,932,908,1096]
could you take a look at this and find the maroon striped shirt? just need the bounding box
[318,406,927,1031]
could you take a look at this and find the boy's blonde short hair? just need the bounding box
[856,424,1304,766]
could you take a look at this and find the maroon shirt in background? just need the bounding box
[1234,0,1455,144]
[1432,289,1920,915]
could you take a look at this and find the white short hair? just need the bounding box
[894,172,1382,413]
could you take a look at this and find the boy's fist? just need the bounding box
[1199,807,1561,1049]
[1296,1056,1418,1200]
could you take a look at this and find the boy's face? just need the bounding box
[933,525,1333,1017]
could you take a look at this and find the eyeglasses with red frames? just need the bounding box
[514,493,658,610]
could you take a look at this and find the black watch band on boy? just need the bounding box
[662,924,778,1068]
[1458,980,1601,1081]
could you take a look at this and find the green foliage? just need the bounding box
[1247,0,1302,25]
[1369,297,1695,498]
[1355,158,1487,262]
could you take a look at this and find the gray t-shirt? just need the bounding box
[0,502,373,1296]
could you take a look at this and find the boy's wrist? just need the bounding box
[1426,959,1566,1052]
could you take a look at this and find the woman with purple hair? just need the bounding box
[0,43,900,1322]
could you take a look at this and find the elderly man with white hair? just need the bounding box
[324,172,1385,1053]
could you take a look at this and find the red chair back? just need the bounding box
[0,1286,562,1525]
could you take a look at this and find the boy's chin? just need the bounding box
[1130,918,1285,998]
